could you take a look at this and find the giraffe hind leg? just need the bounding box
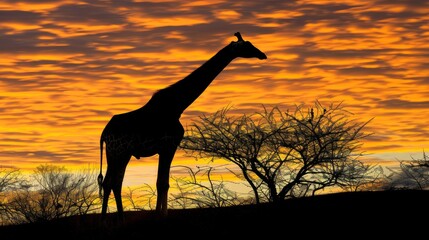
[101,154,130,223]
[101,171,111,221]
[112,164,127,223]
[104,154,130,223]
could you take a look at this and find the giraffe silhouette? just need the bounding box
[98,32,267,221]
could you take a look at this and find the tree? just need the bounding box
[0,167,23,192]
[123,183,157,211]
[0,167,27,225]
[384,151,429,190]
[4,164,100,224]
[336,160,385,192]
[168,165,247,208]
[180,102,373,203]
[122,165,246,211]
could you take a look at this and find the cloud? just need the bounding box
[0,150,66,161]
[0,10,42,23]
[1,0,429,174]
[378,99,429,109]
[50,4,126,25]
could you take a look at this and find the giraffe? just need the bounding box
[98,32,267,221]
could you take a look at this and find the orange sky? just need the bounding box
[1,0,429,187]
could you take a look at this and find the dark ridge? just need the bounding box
[1,190,428,239]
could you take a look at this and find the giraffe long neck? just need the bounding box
[145,44,236,117]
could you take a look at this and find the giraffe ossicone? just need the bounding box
[98,32,267,221]
[234,32,244,42]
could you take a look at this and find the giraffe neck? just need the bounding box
[146,43,236,117]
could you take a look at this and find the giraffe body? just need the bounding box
[98,32,267,220]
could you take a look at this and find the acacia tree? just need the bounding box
[181,102,374,203]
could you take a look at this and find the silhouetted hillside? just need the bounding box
[1,190,428,239]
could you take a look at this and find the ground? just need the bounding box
[1,190,427,239]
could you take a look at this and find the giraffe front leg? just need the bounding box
[155,181,168,216]
[156,147,176,216]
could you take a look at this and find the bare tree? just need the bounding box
[4,164,100,224]
[0,167,27,225]
[384,151,429,190]
[0,167,22,192]
[181,102,373,203]
[336,160,385,192]
[123,183,157,211]
[168,165,248,208]
[122,165,248,211]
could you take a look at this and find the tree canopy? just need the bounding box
[181,102,377,202]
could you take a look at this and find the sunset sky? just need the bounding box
[1,0,429,187]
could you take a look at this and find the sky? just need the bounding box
[1,0,429,187]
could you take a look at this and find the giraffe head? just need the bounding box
[230,32,267,60]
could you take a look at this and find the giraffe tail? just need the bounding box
[97,137,104,199]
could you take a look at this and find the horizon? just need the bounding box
[1,0,428,189]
